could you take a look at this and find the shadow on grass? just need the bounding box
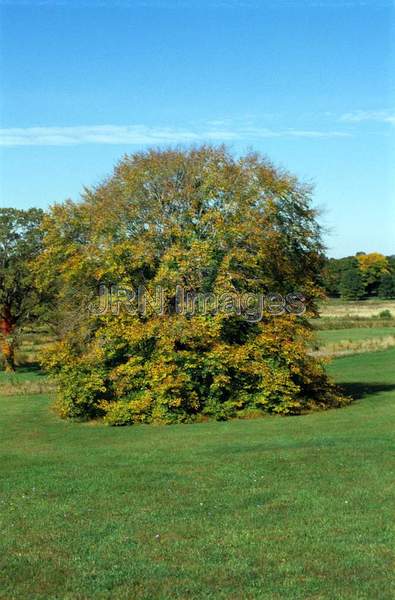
[337,382,395,400]
[16,363,45,375]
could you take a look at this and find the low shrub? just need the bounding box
[43,344,108,420]
[379,309,393,320]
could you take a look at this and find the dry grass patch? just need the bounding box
[320,299,395,318]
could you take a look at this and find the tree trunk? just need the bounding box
[0,312,15,372]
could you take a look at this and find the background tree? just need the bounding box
[379,256,395,298]
[0,208,45,370]
[378,273,395,299]
[357,252,389,296]
[322,256,361,298]
[38,146,345,423]
[322,253,395,299]
[339,265,365,300]
[321,258,342,297]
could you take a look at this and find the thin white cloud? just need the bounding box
[290,129,349,138]
[243,126,350,139]
[0,124,351,147]
[340,110,395,125]
[0,125,235,146]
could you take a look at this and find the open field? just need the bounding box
[0,366,53,397]
[8,328,53,369]
[1,349,394,599]
[314,327,395,357]
[319,298,395,318]
[317,327,395,344]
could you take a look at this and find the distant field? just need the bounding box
[319,298,395,318]
[0,366,52,396]
[314,326,395,356]
[12,328,53,366]
[317,327,395,344]
[0,349,394,599]
[0,365,46,384]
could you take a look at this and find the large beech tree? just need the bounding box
[0,208,44,370]
[37,146,345,423]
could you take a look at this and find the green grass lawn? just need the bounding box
[1,350,394,599]
[312,327,395,357]
[0,365,46,384]
[317,327,395,345]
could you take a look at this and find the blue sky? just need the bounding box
[0,0,394,257]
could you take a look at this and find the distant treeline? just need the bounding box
[322,253,395,300]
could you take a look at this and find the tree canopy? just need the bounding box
[0,208,44,370]
[322,253,394,300]
[37,146,345,423]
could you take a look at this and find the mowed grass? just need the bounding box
[314,327,395,356]
[317,327,395,345]
[1,351,395,599]
[0,365,47,384]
